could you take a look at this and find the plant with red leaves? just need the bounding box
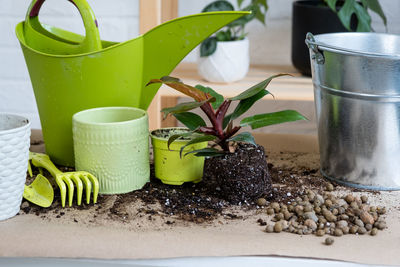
[147,74,306,157]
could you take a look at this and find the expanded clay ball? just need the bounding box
[257,198,267,206]
[325,237,334,245]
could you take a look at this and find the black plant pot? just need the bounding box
[291,0,355,76]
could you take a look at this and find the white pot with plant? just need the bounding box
[198,0,268,83]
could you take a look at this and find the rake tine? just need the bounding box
[60,176,74,207]
[55,178,67,208]
[86,173,99,204]
[70,174,83,206]
[79,174,92,204]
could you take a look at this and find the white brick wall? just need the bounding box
[1,0,399,129]
[0,0,139,129]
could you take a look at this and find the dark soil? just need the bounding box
[151,128,191,140]
[203,143,272,204]
[114,170,230,222]
[24,142,357,225]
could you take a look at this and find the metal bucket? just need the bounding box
[306,32,400,190]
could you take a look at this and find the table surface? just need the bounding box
[0,131,399,265]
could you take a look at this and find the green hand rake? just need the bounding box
[29,152,99,207]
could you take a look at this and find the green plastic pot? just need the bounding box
[150,128,208,185]
[15,0,249,166]
[73,107,149,194]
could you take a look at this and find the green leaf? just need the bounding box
[161,98,214,119]
[167,132,196,150]
[202,0,234,12]
[147,76,208,101]
[334,0,372,32]
[173,112,206,131]
[200,37,217,57]
[240,110,307,130]
[229,73,288,101]
[255,6,266,25]
[366,0,387,28]
[254,0,268,10]
[324,0,337,10]
[216,30,232,41]
[227,132,256,145]
[224,89,271,128]
[237,0,245,8]
[184,147,225,157]
[180,135,217,158]
[195,85,224,109]
[228,4,257,27]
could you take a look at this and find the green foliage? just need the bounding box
[195,85,224,109]
[147,74,306,158]
[200,37,218,57]
[228,73,286,101]
[173,112,206,130]
[179,135,217,157]
[184,147,225,157]
[227,132,256,145]
[200,0,268,57]
[167,131,197,150]
[202,0,235,12]
[240,110,307,129]
[323,0,387,32]
[160,98,214,119]
[223,89,270,129]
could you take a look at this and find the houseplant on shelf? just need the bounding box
[292,0,387,76]
[198,0,268,83]
[147,74,306,203]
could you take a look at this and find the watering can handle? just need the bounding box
[26,0,102,52]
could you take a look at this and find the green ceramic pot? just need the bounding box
[150,128,207,185]
[73,107,149,194]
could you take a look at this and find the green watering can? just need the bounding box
[15,0,249,167]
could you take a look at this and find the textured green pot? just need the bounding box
[150,128,207,185]
[73,107,149,194]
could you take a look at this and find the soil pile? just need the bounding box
[21,146,390,233]
[203,143,271,204]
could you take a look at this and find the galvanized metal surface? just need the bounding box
[306,32,400,190]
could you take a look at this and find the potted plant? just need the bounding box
[292,0,387,76]
[150,127,208,185]
[198,0,268,83]
[147,74,306,203]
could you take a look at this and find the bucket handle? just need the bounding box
[25,0,102,52]
[306,32,400,61]
[305,33,325,65]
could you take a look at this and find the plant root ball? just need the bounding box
[203,143,272,204]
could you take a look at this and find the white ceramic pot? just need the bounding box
[198,38,249,83]
[0,114,30,221]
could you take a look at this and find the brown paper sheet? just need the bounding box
[0,131,399,265]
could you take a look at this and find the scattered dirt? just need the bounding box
[21,148,387,230]
[203,143,272,204]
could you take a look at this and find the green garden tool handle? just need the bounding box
[25,0,102,53]
[30,152,63,178]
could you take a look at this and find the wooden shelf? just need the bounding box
[167,63,314,101]
[149,63,314,129]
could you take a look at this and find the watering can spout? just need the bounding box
[140,11,250,109]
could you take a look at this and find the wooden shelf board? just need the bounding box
[159,63,314,101]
